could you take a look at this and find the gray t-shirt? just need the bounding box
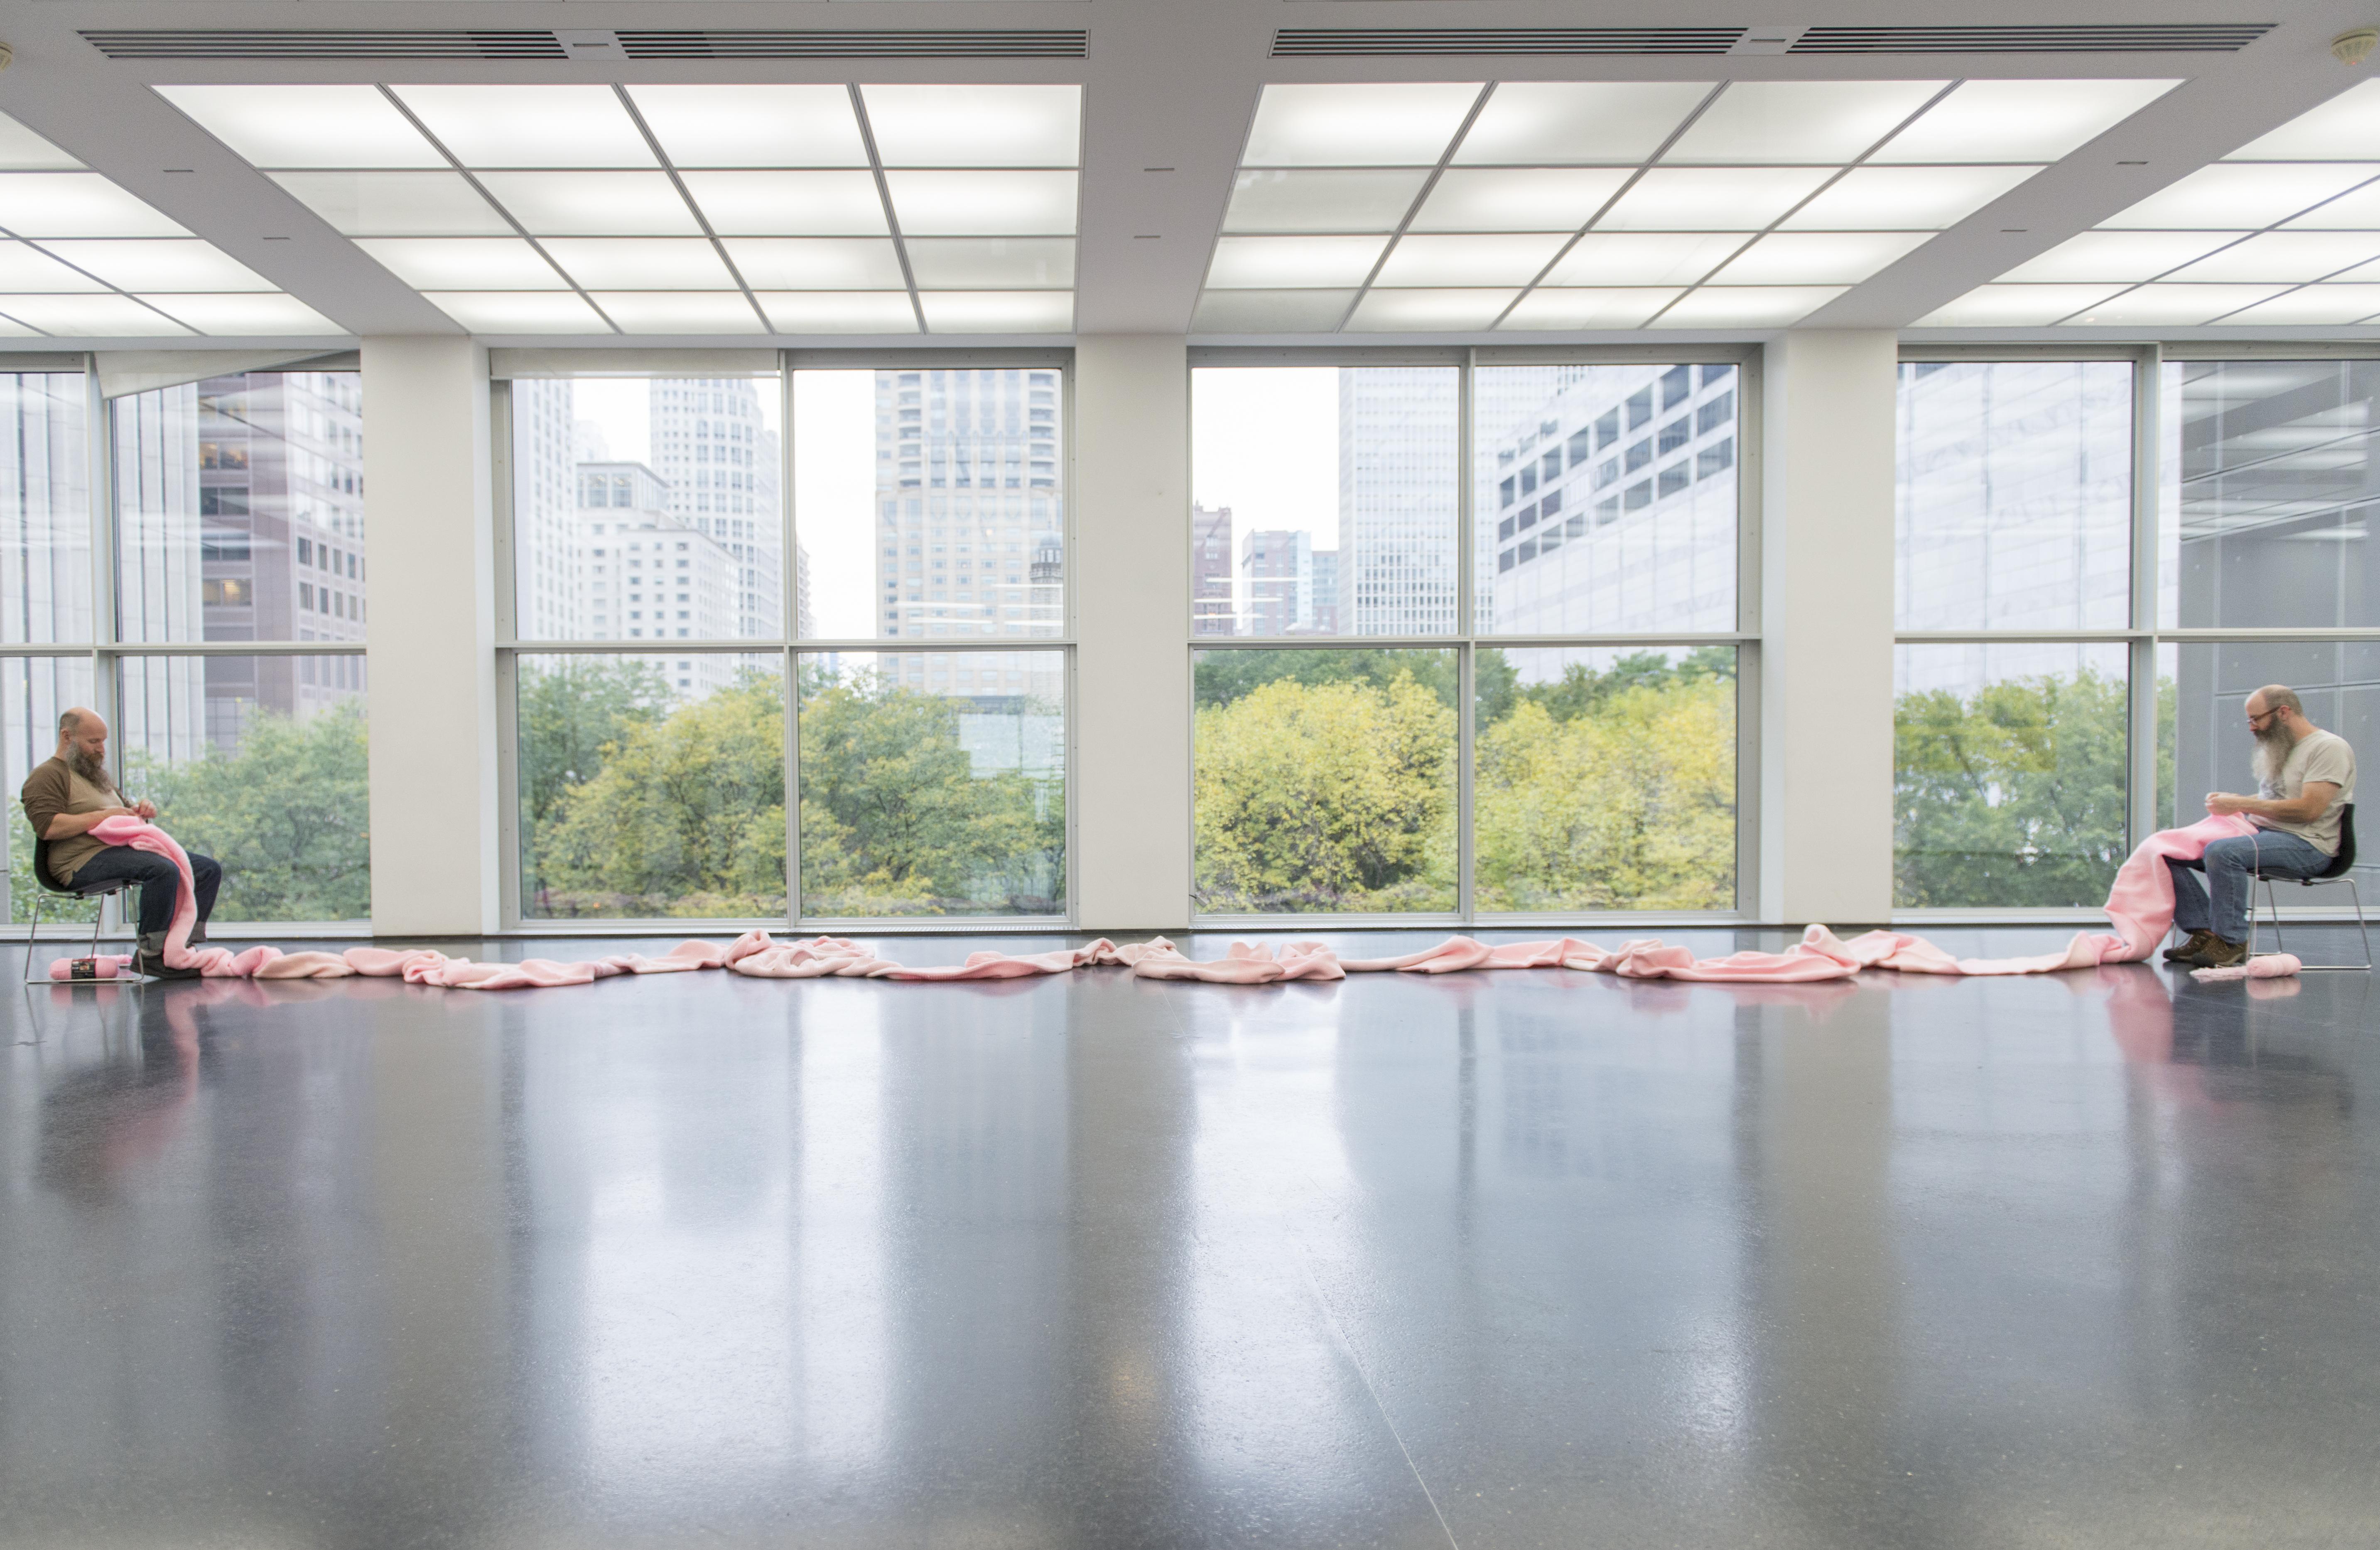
[2252,728,2358,855]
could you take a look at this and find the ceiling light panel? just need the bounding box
[1709,231,1930,285]
[2065,284,2291,325]
[1242,83,1482,167]
[2100,165,2379,228]
[589,292,763,334]
[1870,79,2179,164]
[1191,289,1356,333]
[1453,82,1713,166]
[475,172,700,236]
[677,171,888,236]
[755,291,918,334]
[0,314,38,337]
[0,174,190,238]
[861,85,1081,168]
[2164,231,2380,282]
[1347,289,1516,331]
[2220,284,2380,324]
[0,295,186,335]
[1997,231,2238,283]
[1663,81,1945,165]
[1224,169,1430,234]
[918,291,1075,333]
[626,85,867,169]
[1915,285,2130,327]
[269,172,513,237]
[1548,233,1752,287]
[2225,79,2380,160]
[1375,233,1566,287]
[145,294,341,336]
[541,238,737,291]
[1409,169,1630,233]
[2276,181,2380,228]
[427,292,609,333]
[0,243,106,292]
[157,85,439,170]
[390,85,654,169]
[1207,235,1387,289]
[721,238,906,291]
[883,171,1077,236]
[906,238,1074,289]
[356,237,566,291]
[1596,168,1834,231]
[0,114,81,172]
[1499,287,1683,329]
[1779,165,2041,230]
[1652,287,1847,327]
[39,240,276,292]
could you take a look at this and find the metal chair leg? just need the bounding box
[2292,877,2375,971]
[20,889,44,985]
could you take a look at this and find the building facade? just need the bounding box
[1192,502,1234,636]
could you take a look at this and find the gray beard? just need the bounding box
[64,746,107,786]
[2252,720,2301,786]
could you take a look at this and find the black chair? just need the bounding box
[20,835,147,985]
[2247,803,2372,971]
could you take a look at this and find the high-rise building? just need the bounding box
[1241,528,1321,636]
[1339,370,1460,636]
[1308,548,1340,636]
[1192,503,1234,635]
[648,377,794,639]
[576,461,742,698]
[513,379,584,644]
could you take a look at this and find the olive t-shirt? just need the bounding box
[18,756,126,884]
[2252,728,2358,855]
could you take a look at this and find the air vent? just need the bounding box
[617,30,1089,59]
[1791,24,2273,53]
[81,30,569,60]
[1272,27,1746,56]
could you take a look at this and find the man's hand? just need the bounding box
[2206,791,2251,816]
[132,800,156,820]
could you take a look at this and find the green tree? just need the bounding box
[515,658,668,909]
[1195,648,1460,711]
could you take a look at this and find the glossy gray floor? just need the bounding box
[3,927,2377,1550]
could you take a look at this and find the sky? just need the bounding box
[791,371,876,641]
[1191,368,1340,553]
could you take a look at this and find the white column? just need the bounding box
[362,337,499,936]
[1072,336,1191,932]
[1759,331,1898,926]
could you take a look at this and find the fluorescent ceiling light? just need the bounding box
[1206,235,1386,288]
[2064,283,2291,325]
[1651,286,1847,327]
[426,291,608,333]
[0,294,187,335]
[475,172,700,236]
[1779,165,2040,230]
[145,293,342,336]
[754,291,919,334]
[1595,167,1833,231]
[0,174,189,238]
[2226,79,2380,160]
[626,85,867,169]
[678,171,888,236]
[1223,169,1429,234]
[1914,284,2130,327]
[588,292,764,334]
[2163,231,2380,282]
[721,238,907,291]
[541,238,736,290]
[1190,289,1355,332]
[1346,288,1516,331]
[1708,231,1930,285]
[39,239,276,292]
[1241,83,1482,167]
[1998,230,2238,283]
[1409,169,1630,233]
[1375,233,1566,287]
[156,85,438,170]
[0,113,83,171]
[905,237,1074,289]
[356,237,565,291]
[2218,283,2380,324]
[1453,82,1714,166]
[1547,233,1749,286]
[882,171,1077,236]
[0,243,106,292]
[918,291,1075,333]
[268,172,512,237]
[0,312,39,337]
[861,84,1080,168]
[2277,180,2380,228]
[2099,164,2379,228]
[1499,287,1683,329]
[1870,79,2179,164]
[1663,80,1946,164]
[390,85,654,169]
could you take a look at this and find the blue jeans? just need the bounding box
[2167,830,2331,943]
[68,846,222,941]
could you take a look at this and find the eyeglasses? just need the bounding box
[2247,708,2278,728]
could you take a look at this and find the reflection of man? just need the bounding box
[19,708,220,980]
[2168,685,2357,969]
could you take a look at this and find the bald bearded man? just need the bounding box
[19,707,220,979]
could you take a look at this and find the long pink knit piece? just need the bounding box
[54,811,2271,990]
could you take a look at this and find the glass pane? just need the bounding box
[112,654,370,922]
[0,372,91,644]
[1475,645,1737,912]
[2164,641,2377,894]
[1473,363,1737,635]
[511,376,786,642]
[1896,361,2132,632]
[797,649,1065,918]
[1192,366,1459,638]
[4,656,97,925]
[515,653,785,921]
[2160,360,2380,629]
[1192,648,1456,913]
[1894,642,2132,908]
[115,371,367,644]
[793,367,1065,646]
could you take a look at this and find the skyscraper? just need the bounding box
[648,377,794,639]
[1339,369,1460,636]
[1240,528,1319,636]
[576,461,742,697]
[1192,502,1234,636]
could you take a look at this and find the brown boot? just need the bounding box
[2183,933,2249,969]
[2164,929,2214,963]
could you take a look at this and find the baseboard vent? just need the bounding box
[1271,27,1747,56]
[1791,24,2274,53]
[617,30,1088,59]
[82,30,570,59]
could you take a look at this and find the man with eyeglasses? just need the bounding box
[2167,685,2358,969]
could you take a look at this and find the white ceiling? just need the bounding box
[0,0,2375,347]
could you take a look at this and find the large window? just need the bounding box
[1190,354,1747,921]
[500,357,1070,927]
[2,364,369,929]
